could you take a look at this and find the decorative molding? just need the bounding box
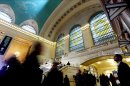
[40,0,101,40]
[61,41,123,66]
[0,19,55,45]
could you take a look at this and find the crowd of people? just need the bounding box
[0,40,130,86]
[0,41,43,86]
[99,73,118,86]
[0,41,70,86]
[73,54,130,86]
[74,69,96,86]
[99,54,130,86]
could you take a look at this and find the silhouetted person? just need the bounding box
[105,75,110,86]
[100,74,110,86]
[109,73,118,86]
[0,65,7,77]
[0,65,7,85]
[41,74,47,86]
[82,69,87,86]
[46,62,63,86]
[114,54,130,86]
[23,41,43,86]
[75,69,84,86]
[58,61,63,69]
[5,55,23,86]
[86,73,96,86]
[67,61,70,66]
[64,75,70,86]
[84,70,90,86]
[91,74,96,86]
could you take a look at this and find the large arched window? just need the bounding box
[69,25,84,52]
[0,4,15,23]
[90,12,116,45]
[21,25,36,34]
[56,34,64,58]
[0,11,12,23]
[20,19,38,34]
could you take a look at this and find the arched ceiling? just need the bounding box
[0,0,62,31]
[39,0,102,41]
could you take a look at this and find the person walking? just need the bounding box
[64,75,70,86]
[114,54,130,86]
[23,41,44,86]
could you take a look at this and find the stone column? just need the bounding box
[64,35,70,55]
[81,24,94,49]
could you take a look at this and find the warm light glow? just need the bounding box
[105,70,111,77]
[111,62,116,66]
[107,59,114,63]
[107,59,116,66]
[105,70,111,74]
[14,51,20,57]
[125,58,130,62]
[80,65,83,68]
[96,62,101,64]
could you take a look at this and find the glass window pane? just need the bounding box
[90,12,116,45]
[0,11,12,23]
[22,25,36,34]
[69,25,84,52]
[56,34,64,57]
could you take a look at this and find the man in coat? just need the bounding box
[114,54,130,86]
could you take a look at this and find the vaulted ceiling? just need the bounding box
[39,0,101,41]
[0,0,62,31]
[0,0,102,41]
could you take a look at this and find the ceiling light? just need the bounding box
[14,51,20,57]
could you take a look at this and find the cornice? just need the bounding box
[40,0,80,36]
[0,19,55,46]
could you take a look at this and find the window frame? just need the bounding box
[56,34,65,58]
[89,11,116,45]
[69,25,85,52]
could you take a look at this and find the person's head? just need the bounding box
[52,61,59,69]
[114,54,123,63]
[65,75,68,77]
[78,69,81,74]
[32,41,43,55]
[6,55,18,66]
